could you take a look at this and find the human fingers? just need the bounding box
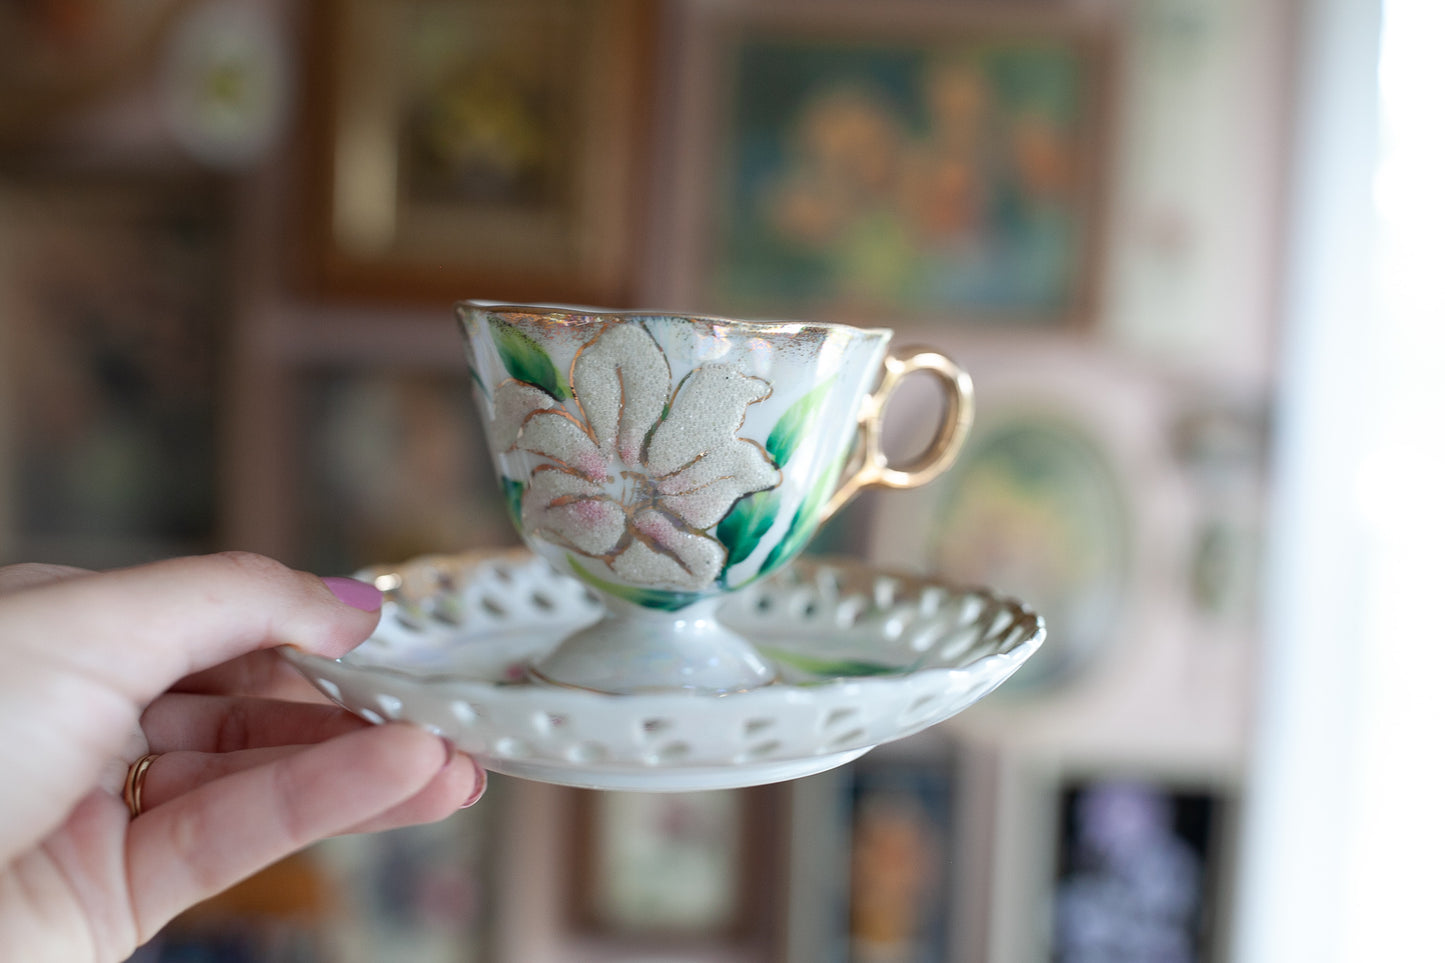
[2,552,384,707]
[139,693,369,754]
[169,650,335,703]
[134,688,484,830]
[340,751,485,835]
[125,724,454,940]
[134,740,483,823]
[0,561,89,595]
[0,553,383,865]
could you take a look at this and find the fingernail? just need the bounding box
[462,759,487,809]
[323,576,384,612]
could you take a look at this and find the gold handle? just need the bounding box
[820,347,974,524]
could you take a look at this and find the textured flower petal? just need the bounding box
[611,509,725,590]
[525,465,606,504]
[522,468,625,556]
[490,380,562,449]
[646,365,771,476]
[655,441,781,529]
[516,410,610,482]
[571,324,670,468]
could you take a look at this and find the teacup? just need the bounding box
[457,301,973,694]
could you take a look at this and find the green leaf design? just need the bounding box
[766,376,836,468]
[757,646,911,679]
[501,476,525,529]
[717,382,837,578]
[567,555,707,612]
[489,317,571,400]
[716,490,781,574]
[756,452,847,578]
[468,366,490,402]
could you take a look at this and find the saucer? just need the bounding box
[284,550,1044,791]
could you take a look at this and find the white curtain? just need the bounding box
[1236,0,1445,960]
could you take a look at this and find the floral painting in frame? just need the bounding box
[656,1,1112,327]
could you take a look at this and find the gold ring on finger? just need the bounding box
[123,752,161,819]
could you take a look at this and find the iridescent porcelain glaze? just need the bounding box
[457,301,974,694]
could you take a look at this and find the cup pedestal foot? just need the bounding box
[527,598,776,695]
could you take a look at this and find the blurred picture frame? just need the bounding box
[312,776,515,963]
[991,756,1238,963]
[297,368,520,575]
[0,0,182,141]
[842,740,962,963]
[0,171,228,569]
[784,733,974,963]
[1169,396,1271,638]
[570,786,783,952]
[867,342,1191,704]
[913,406,1130,695]
[651,0,1114,327]
[303,0,657,306]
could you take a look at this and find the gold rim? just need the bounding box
[455,299,893,340]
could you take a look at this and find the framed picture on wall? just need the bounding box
[1169,396,1271,638]
[298,369,520,575]
[992,757,1238,963]
[842,743,961,962]
[311,777,515,962]
[784,733,973,963]
[303,0,657,306]
[915,405,1131,695]
[0,0,179,139]
[653,0,1114,327]
[867,342,1190,703]
[0,172,228,569]
[569,786,782,951]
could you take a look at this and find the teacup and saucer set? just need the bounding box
[284,303,1045,791]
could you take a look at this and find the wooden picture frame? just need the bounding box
[0,0,187,142]
[301,0,658,306]
[569,786,783,953]
[650,0,1115,328]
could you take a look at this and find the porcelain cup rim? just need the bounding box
[455,299,894,341]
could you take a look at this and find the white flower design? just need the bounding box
[491,324,781,592]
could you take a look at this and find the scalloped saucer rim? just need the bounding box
[283,549,1044,791]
